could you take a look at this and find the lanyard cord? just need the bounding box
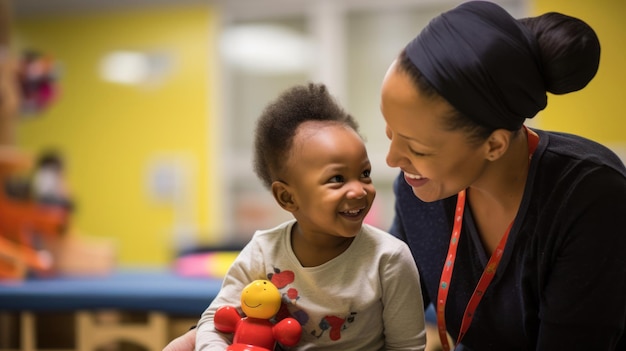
[437,127,539,351]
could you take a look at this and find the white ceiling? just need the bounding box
[11,0,212,17]
[11,0,493,19]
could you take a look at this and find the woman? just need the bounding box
[382,1,625,350]
[165,2,626,350]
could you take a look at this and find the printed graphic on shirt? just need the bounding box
[267,266,358,342]
[268,266,295,289]
[311,312,357,341]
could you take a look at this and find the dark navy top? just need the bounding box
[390,129,626,350]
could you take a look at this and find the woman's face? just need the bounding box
[380,60,490,202]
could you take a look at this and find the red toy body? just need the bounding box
[214,280,302,351]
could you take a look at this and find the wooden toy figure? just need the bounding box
[214,279,302,351]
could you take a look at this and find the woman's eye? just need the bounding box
[409,147,427,157]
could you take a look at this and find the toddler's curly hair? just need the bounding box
[253,82,360,189]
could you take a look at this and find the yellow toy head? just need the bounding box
[240,279,282,319]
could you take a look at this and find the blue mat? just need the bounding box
[0,268,222,316]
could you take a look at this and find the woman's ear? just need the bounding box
[271,181,297,212]
[485,129,512,161]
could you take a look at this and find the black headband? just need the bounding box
[405,1,547,130]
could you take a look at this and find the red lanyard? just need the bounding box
[436,127,539,350]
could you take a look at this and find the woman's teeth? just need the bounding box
[405,172,424,180]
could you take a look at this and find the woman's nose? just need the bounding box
[386,140,403,168]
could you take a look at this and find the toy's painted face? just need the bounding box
[240,280,282,319]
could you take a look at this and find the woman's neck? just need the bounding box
[470,130,530,210]
[468,130,530,254]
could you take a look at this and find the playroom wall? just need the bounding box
[13,4,223,266]
[531,0,626,157]
[10,0,626,266]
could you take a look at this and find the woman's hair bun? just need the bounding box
[519,12,600,95]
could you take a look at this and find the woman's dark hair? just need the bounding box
[396,50,494,144]
[397,10,600,142]
[519,12,600,95]
[253,82,359,189]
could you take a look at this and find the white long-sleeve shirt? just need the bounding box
[196,220,426,351]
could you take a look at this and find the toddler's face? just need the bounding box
[283,122,376,239]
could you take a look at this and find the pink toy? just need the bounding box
[215,279,302,351]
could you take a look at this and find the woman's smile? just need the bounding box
[403,171,429,188]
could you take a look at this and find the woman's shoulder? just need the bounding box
[528,130,626,216]
[538,129,626,177]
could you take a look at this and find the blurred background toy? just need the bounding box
[0,147,69,279]
[31,149,74,212]
[18,49,59,116]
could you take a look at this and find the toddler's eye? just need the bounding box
[329,175,345,183]
[362,169,371,178]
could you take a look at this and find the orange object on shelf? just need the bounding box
[0,146,69,279]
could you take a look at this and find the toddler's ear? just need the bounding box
[271,181,297,212]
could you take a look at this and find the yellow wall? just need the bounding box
[530,0,626,144]
[11,1,623,266]
[13,5,223,265]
